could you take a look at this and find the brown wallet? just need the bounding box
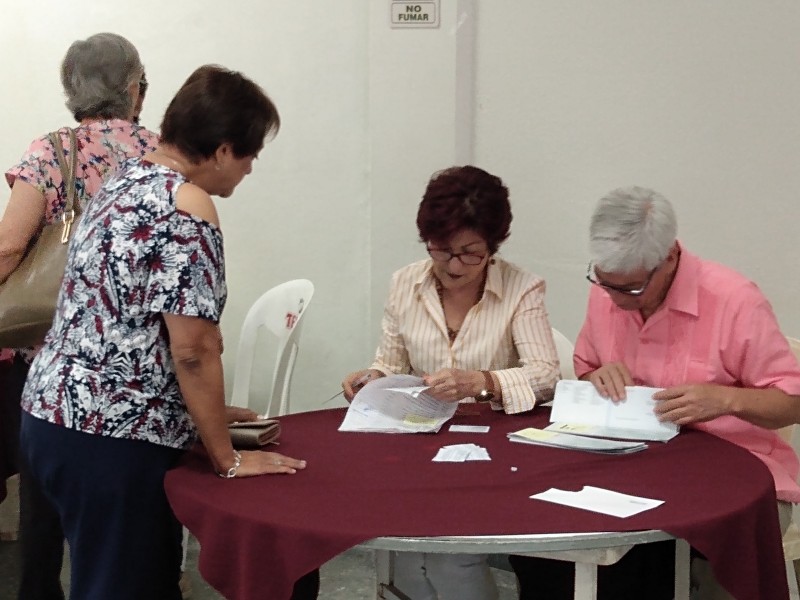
[228,419,281,449]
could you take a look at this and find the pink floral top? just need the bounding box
[6,119,158,224]
[4,119,158,359]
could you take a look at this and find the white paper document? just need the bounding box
[548,380,679,442]
[338,374,458,433]
[432,444,491,462]
[507,427,647,454]
[448,425,490,434]
[530,486,664,518]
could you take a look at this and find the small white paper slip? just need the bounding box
[432,444,491,462]
[449,424,490,433]
[530,486,664,518]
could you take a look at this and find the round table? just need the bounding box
[165,405,787,600]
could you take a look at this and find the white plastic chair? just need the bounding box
[181,279,314,591]
[551,327,577,380]
[229,279,315,418]
[777,337,800,594]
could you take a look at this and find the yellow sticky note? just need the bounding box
[404,415,437,426]
[513,428,557,441]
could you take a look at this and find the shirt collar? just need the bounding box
[661,241,700,317]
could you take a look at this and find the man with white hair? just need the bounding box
[511,186,800,599]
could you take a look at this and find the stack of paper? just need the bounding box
[546,380,679,442]
[507,427,647,454]
[338,374,458,433]
[432,444,491,462]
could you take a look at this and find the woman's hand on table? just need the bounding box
[423,368,483,402]
[342,369,384,401]
[238,451,307,476]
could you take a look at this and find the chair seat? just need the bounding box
[784,522,800,559]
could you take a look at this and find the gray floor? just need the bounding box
[185,536,519,599]
[0,533,519,600]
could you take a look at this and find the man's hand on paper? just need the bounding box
[652,383,733,425]
[423,368,482,402]
[584,362,634,401]
[342,369,384,401]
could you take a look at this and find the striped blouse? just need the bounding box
[370,258,560,413]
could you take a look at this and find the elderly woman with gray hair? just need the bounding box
[0,32,156,600]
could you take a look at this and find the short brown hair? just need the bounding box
[416,166,512,255]
[160,65,280,162]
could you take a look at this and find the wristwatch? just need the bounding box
[474,370,495,402]
[217,450,242,479]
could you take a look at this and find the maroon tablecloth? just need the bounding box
[165,405,787,600]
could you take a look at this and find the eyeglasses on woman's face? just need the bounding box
[585,262,659,297]
[427,246,487,266]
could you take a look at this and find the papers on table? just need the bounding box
[507,427,647,454]
[338,374,458,433]
[531,486,664,518]
[547,380,679,442]
[448,424,490,433]
[432,444,491,462]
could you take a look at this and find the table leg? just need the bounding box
[375,550,413,600]
[574,562,598,600]
[674,539,691,600]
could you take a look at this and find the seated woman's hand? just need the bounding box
[225,406,259,423]
[237,451,307,476]
[423,368,483,402]
[585,362,633,402]
[342,369,384,401]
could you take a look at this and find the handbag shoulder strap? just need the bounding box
[47,128,79,243]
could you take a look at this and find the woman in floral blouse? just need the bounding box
[0,33,159,600]
[18,65,309,599]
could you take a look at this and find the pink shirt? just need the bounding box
[574,246,800,502]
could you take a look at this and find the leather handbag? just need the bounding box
[0,128,79,348]
[228,419,282,449]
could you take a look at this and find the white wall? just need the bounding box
[474,2,800,341]
[2,1,798,412]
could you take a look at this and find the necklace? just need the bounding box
[434,275,487,343]
[435,281,460,342]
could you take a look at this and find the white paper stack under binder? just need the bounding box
[545,379,679,442]
[507,427,647,454]
[338,374,458,433]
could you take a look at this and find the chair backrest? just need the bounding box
[551,327,577,380]
[229,279,315,417]
[777,336,800,445]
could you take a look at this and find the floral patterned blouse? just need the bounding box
[4,119,159,360]
[21,159,227,450]
[5,119,158,225]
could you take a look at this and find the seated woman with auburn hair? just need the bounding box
[342,165,561,600]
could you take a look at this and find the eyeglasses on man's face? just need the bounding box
[585,262,659,297]
[427,246,487,266]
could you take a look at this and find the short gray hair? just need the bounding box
[61,33,142,122]
[589,186,677,273]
